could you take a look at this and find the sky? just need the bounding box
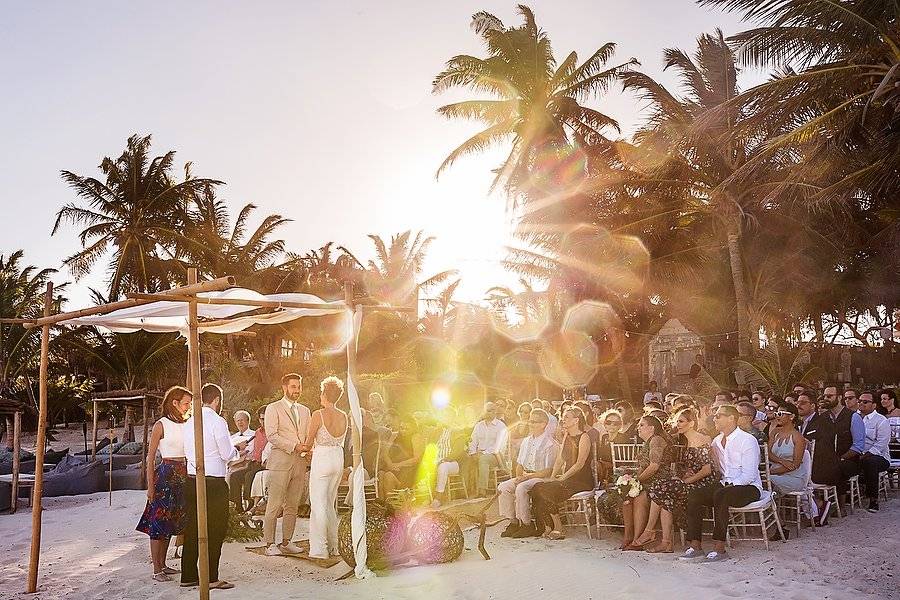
[0,1,759,309]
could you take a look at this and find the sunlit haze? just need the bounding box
[0,1,752,307]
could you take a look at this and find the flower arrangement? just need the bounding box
[614,473,643,501]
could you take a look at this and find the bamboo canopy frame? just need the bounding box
[7,273,414,598]
[0,397,27,515]
[86,389,162,490]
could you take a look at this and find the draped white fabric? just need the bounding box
[62,288,346,334]
[347,308,373,579]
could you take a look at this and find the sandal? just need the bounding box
[546,530,566,540]
[152,572,171,582]
[210,580,235,590]
[645,541,674,553]
[618,539,633,550]
[621,543,646,551]
[161,566,180,575]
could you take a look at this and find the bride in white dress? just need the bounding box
[304,376,348,559]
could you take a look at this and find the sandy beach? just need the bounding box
[0,486,896,600]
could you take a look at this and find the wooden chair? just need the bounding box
[848,474,862,512]
[727,444,787,550]
[447,472,469,500]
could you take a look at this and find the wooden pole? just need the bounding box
[26,281,52,594]
[140,396,149,489]
[187,268,210,600]
[108,416,115,507]
[22,276,235,330]
[91,401,98,461]
[11,410,21,514]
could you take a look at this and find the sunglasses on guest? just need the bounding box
[774,410,793,417]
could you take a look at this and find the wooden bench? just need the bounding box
[0,473,36,510]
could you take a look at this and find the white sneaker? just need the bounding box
[264,544,282,556]
[280,542,303,555]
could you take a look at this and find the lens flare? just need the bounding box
[562,300,626,367]
[537,330,600,389]
[431,386,451,409]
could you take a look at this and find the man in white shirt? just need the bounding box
[262,373,311,556]
[858,391,891,512]
[181,384,237,589]
[467,402,506,497]
[643,380,663,405]
[227,410,255,507]
[498,409,559,538]
[680,404,761,563]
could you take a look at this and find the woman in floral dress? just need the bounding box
[634,407,716,552]
[621,415,675,550]
[136,386,193,581]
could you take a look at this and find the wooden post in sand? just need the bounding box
[26,281,52,594]
[91,401,98,461]
[140,396,149,489]
[11,410,21,514]
[108,416,115,507]
[187,268,211,600]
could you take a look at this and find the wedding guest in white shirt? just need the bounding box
[680,404,762,563]
[227,410,255,508]
[858,391,891,512]
[467,402,506,497]
[181,383,237,590]
[499,409,560,538]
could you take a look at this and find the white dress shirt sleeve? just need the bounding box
[731,435,761,487]
[216,417,238,464]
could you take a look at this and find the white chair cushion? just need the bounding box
[569,490,594,501]
[730,490,773,512]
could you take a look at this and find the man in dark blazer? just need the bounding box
[796,391,840,524]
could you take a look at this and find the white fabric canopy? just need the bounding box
[63,288,346,334]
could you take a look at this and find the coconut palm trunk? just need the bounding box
[726,220,752,357]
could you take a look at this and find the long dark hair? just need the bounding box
[639,415,671,446]
[161,386,190,424]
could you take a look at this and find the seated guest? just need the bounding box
[574,401,601,446]
[859,391,891,512]
[768,403,815,520]
[680,405,762,563]
[819,385,864,505]
[239,407,268,511]
[614,401,638,443]
[531,408,595,540]
[633,408,715,553]
[843,389,860,413]
[797,390,840,522]
[737,402,768,444]
[621,416,674,551]
[431,421,470,507]
[597,409,629,484]
[879,388,900,418]
[466,402,506,497]
[382,415,426,489]
[499,409,559,538]
[507,402,534,459]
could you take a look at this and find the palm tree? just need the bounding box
[53,134,223,299]
[180,193,294,292]
[700,0,900,339]
[0,251,66,397]
[433,5,637,194]
[619,30,793,356]
[343,231,457,308]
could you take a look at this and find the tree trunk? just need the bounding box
[726,220,752,357]
[813,313,824,343]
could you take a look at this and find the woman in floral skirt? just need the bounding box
[621,415,675,551]
[136,386,193,581]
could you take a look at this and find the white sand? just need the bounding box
[0,489,897,600]
[4,425,897,600]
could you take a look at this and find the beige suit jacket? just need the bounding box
[264,397,311,471]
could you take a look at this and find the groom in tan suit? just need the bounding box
[262,373,311,555]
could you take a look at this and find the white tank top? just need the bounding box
[158,417,185,458]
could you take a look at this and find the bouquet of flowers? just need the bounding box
[614,473,643,502]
